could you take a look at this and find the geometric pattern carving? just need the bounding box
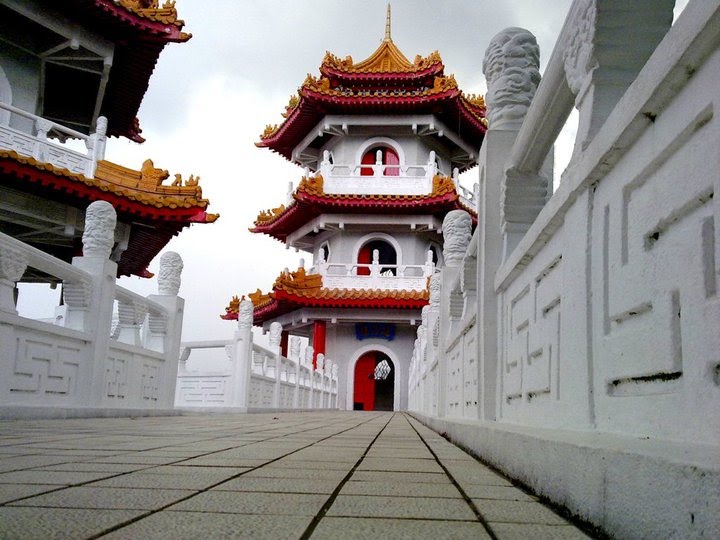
[503,254,562,405]
[105,355,128,399]
[141,363,160,401]
[10,338,80,397]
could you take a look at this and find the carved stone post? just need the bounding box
[305,345,314,408]
[436,210,473,417]
[229,298,254,410]
[269,321,282,407]
[85,116,107,177]
[147,251,185,407]
[0,243,27,314]
[65,200,118,406]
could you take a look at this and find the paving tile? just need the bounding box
[9,486,196,510]
[340,480,460,498]
[269,459,355,471]
[448,467,514,486]
[312,517,492,539]
[176,456,272,467]
[327,494,476,520]
[474,499,570,525]
[90,471,233,490]
[244,467,348,480]
[350,470,448,484]
[103,511,312,540]
[357,457,444,473]
[34,462,154,473]
[463,484,537,501]
[140,465,249,478]
[0,470,115,485]
[171,490,327,515]
[0,507,143,539]
[214,476,340,494]
[0,483,60,504]
[491,523,591,539]
[89,455,182,465]
[0,455,76,472]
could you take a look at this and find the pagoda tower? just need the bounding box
[0,0,217,281]
[224,8,486,411]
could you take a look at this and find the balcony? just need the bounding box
[317,149,477,211]
[311,249,435,292]
[0,101,106,178]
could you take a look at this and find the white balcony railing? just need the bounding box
[310,249,435,291]
[315,149,477,211]
[0,101,106,178]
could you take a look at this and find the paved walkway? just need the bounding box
[0,412,591,539]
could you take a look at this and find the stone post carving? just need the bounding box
[82,201,116,259]
[482,27,540,130]
[290,336,301,360]
[269,322,282,349]
[157,252,183,296]
[0,243,28,314]
[238,298,254,330]
[304,346,314,367]
[442,210,472,267]
[117,299,148,346]
[316,353,325,373]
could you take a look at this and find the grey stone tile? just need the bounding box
[357,457,444,473]
[244,467,348,480]
[270,459,354,471]
[90,472,232,490]
[171,490,327,515]
[491,523,591,539]
[103,511,312,540]
[89,455,182,465]
[0,455,75,472]
[177,456,272,467]
[449,467,514,486]
[327,494,476,520]
[0,507,143,539]
[341,480,460,498]
[0,470,115,485]
[475,500,570,525]
[214,476,340,494]
[463,484,537,501]
[35,462,153,473]
[9,486,195,510]
[351,470,447,484]
[141,465,249,478]
[312,517,492,540]
[0,483,60,504]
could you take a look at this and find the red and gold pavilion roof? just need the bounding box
[256,25,487,169]
[222,267,429,325]
[251,173,477,243]
[55,0,192,142]
[0,150,217,277]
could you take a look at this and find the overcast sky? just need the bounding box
[20,0,578,349]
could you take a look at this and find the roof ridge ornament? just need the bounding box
[385,4,392,42]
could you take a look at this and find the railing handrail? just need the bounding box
[0,231,90,285]
[0,101,90,141]
[114,287,167,316]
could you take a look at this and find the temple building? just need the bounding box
[0,0,217,283]
[223,9,486,411]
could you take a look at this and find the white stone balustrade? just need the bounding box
[0,101,106,178]
[408,2,719,538]
[314,249,435,291]
[175,313,338,411]
[0,201,184,411]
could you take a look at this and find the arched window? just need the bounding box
[357,239,397,276]
[360,145,400,176]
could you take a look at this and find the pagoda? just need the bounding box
[0,0,217,281]
[223,8,486,411]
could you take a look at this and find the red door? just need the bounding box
[353,352,376,410]
[360,146,399,176]
[357,244,372,276]
[383,147,399,176]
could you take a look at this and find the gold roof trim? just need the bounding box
[115,0,184,26]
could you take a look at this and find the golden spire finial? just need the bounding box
[385,4,392,41]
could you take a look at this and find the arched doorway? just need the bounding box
[360,145,400,176]
[357,239,397,276]
[353,351,395,411]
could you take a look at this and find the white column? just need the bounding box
[229,299,253,410]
